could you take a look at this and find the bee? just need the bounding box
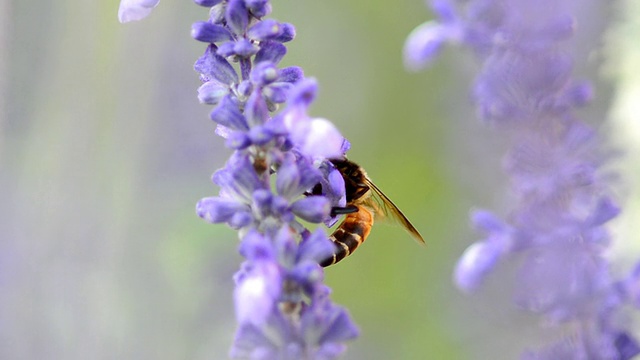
[319,158,425,267]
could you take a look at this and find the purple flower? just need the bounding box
[271,79,345,160]
[231,226,358,359]
[407,0,640,358]
[117,0,160,23]
[196,152,333,231]
[230,294,358,360]
[186,0,359,356]
[118,0,367,357]
[120,0,351,349]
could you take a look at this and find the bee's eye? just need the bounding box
[311,183,323,195]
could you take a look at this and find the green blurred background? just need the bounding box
[1,0,636,359]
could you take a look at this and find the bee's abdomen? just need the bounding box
[320,207,373,267]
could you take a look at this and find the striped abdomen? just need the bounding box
[320,206,374,267]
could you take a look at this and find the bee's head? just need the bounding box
[328,158,369,202]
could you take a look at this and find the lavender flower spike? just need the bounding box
[188,0,359,357]
[119,0,360,356]
[407,0,640,358]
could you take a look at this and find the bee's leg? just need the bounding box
[330,205,358,217]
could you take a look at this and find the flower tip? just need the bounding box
[470,209,505,233]
[340,138,351,154]
[293,118,345,159]
[117,0,160,23]
[288,78,318,108]
[277,23,296,42]
[197,80,229,105]
[191,22,233,43]
[291,196,331,223]
[403,21,447,71]
[453,241,501,293]
[196,197,246,224]
[225,0,250,34]
[317,308,360,344]
[246,0,272,18]
[250,62,280,86]
[194,0,222,6]
[279,66,304,83]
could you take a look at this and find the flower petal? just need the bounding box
[118,0,160,23]
[278,66,304,83]
[248,19,284,41]
[246,0,271,18]
[197,80,229,105]
[291,118,344,159]
[191,21,233,43]
[210,96,249,131]
[226,0,249,34]
[194,45,239,85]
[453,241,502,293]
[196,197,248,223]
[297,228,335,264]
[254,41,287,65]
[291,196,331,223]
[234,261,281,327]
[403,21,449,71]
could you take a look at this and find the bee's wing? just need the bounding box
[364,177,425,245]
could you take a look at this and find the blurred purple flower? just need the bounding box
[118,0,160,23]
[407,0,640,358]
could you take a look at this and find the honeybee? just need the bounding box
[319,158,425,267]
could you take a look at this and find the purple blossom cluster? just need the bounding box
[406,0,640,358]
[119,0,359,358]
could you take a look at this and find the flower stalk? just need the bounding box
[120,0,359,357]
[191,1,359,357]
